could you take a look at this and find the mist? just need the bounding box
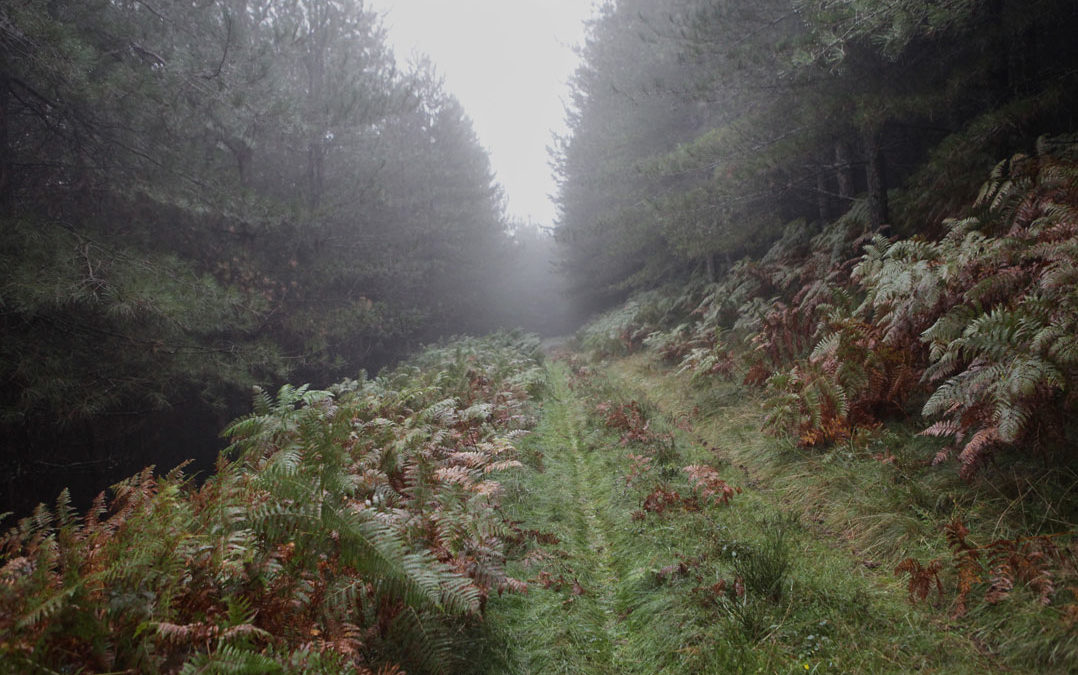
[4,1,1078,672]
[0,0,577,514]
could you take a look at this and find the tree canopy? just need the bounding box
[554,0,1078,312]
[0,0,534,510]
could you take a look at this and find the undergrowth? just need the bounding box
[582,140,1078,476]
[467,353,1038,673]
[0,332,544,674]
[568,141,1078,669]
[605,353,1077,672]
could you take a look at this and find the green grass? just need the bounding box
[602,352,1078,673]
[462,353,1078,673]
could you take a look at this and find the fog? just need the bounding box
[5,2,1078,671]
[0,0,583,513]
[371,0,597,226]
[4,0,1077,522]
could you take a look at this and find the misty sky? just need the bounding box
[370,0,598,227]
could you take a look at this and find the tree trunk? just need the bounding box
[817,153,831,223]
[218,135,253,187]
[986,0,1010,104]
[1012,20,1038,98]
[0,76,10,212]
[864,125,889,229]
[307,141,324,208]
[305,4,329,209]
[230,0,249,40]
[835,140,855,203]
[235,144,252,188]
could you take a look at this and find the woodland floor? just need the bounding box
[462,351,1068,674]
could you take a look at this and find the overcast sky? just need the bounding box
[369,0,599,227]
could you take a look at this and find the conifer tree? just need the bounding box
[0,0,515,511]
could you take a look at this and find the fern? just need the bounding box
[856,146,1078,473]
[0,334,542,673]
[901,519,1072,618]
[895,558,944,604]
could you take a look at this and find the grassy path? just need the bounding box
[467,354,1025,674]
[472,361,633,673]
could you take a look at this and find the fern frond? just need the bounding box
[177,643,286,675]
[334,508,480,615]
[15,583,80,630]
[957,426,1000,477]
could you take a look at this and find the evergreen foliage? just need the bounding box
[0,0,522,508]
[555,0,1078,311]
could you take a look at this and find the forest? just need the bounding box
[0,0,571,512]
[2,0,1077,673]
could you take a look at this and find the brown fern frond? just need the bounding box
[434,466,474,486]
[945,519,974,552]
[942,518,984,615]
[220,623,272,642]
[501,577,529,595]
[640,488,684,515]
[957,426,1000,478]
[153,620,218,644]
[483,460,524,474]
[931,446,954,466]
[921,419,961,438]
[625,454,653,486]
[1013,538,1061,605]
[985,541,1017,604]
[895,558,944,603]
[683,465,740,506]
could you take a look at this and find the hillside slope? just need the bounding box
[470,349,1073,673]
